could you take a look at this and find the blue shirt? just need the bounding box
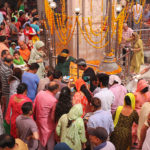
[0,12,4,24]
[30,24,40,35]
[23,21,31,29]
[87,110,114,135]
[22,72,39,101]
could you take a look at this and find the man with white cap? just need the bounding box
[109,75,127,114]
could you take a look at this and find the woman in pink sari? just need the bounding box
[5,83,32,138]
[132,79,150,147]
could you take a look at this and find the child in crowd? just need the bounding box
[13,51,26,67]
[18,27,25,42]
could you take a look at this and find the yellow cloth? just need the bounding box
[130,32,144,73]
[15,139,28,150]
[60,53,69,57]
[32,36,40,44]
[114,93,135,127]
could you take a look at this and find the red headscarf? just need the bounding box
[75,79,86,92]
[136,79,149,92]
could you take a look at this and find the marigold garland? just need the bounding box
[44,0,133,50]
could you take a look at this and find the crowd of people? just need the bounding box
[0,1,150,150]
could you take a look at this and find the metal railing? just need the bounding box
[135,28,150,51]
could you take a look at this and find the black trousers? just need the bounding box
[122,48,127,66]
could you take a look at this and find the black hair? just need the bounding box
[4,56,13,63]
[1,49,8,57]
[19,11,25,17]
[53,70,63,79]
[80,84,92,103]
[0,22,5,26]
[97,73,109,87]
[124,95,131,106]
[33,17,39,22]
[0,36,6,42]
[67,120,74,128]
[17,83,27,94]
[29,63,39,70]
[91,97,101,109]
[25,23,30,27]
[0,4,4,9]
[22,102,33,115]
[32,12,38,17]
[141,87,149,94]
[91,75,97,82]
[47,70,54,77]
[11,17,16,22]
[13,51,20,56]
[14,11,18,16]
[0,134,15,148]
[55,87,72,122]
[61,49,69,54]
[113,81,119,85]
[48,83,59,92]
[9,68,22,83]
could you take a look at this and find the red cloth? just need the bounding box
[24,27,36,41]
[132,80,150,144]
[5,94,32,138]
[73,79,92,117]
[18,17,26,26]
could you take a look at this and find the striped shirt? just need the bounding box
[0,63,12,95]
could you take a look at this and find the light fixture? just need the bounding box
[116,4,122,14]
[48,0,53,4]
[75,8,80,15]
[50,1,57,9]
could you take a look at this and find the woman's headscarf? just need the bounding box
[114,93,135,127]
[136,79,149,92]
[68,104,83,121]
[54,143,72,150]
[66,104,83,144]
[75,79,86,92]
[34,41,44,50]
[132,32,140,42]
[109,75,121,85]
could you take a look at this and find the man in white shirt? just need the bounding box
[94,73,115,111]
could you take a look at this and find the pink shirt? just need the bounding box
[121,27,133,47]
[34,90,57,146]
[109,84,127,114]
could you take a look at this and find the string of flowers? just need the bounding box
[133,0,146,24]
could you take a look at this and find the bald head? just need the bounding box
[48,81,59,94]
[123,23,128,31]
[19,41,26,50]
